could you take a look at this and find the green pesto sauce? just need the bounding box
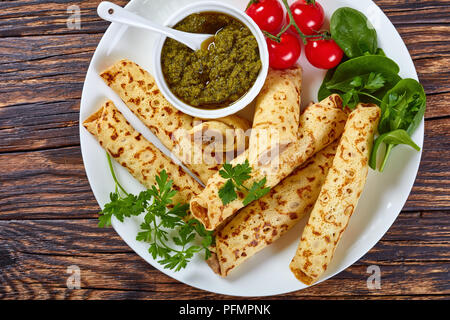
[161,12,262,109]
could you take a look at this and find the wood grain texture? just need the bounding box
[0,0,449,300]
[0,212,448,299]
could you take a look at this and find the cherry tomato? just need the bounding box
[305,38,344,69]
[287,0,324,35]
[267,33,302,69]
[246,0,284,33]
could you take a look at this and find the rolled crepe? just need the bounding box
[289,103,381,285]
[190,94,348,231]
[210,142,339,277]
[83,100,203,204]
[249,66,302,160]
[100,59,251,184]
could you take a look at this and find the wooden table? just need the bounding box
[0,0,449,300]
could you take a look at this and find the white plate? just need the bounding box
[79,0,423,296]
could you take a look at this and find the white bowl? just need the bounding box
[152,1,269,119]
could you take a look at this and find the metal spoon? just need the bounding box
[97,1,213,51]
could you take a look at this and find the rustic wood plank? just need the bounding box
[0,146,99,220]
[425,92,450,119]
[0,2,448,109]
[0,99,80,152]
[1,288,449,300]
[381,211,450,243]
[0,99,447,154]
[0,0,448,37]
[0,0,127,37]
[404,117,450,211]
[0,215,448,299]
[0,0,448,300]
[0,211,448,255]
[0,115,448,221]
[0,34,100,108]
[396,25,450,60]
[1,98,447,154]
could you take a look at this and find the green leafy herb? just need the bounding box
[318,67,337,101]
[218,179,238,205]
[219,161,252,187]
[99,155,214,271]
[364,72,386,91]
[327,71,388,109]
[320,7,426,173]
[218,160,270,206]
[242,177,270,206]
[369,78,426,171]
[369,129,420,170]
[330,7,378,58]
[319,55,401,108]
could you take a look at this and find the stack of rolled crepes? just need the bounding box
[84,59,380,285]
[195,67,380,283]
[204,82,349,275]
[189,67,348,232]
[289,104,380,285]
[99,59,251,185]
[83,100,202,204]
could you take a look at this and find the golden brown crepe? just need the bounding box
[249,66,302,161]
[100,59,251,184]
[210,142,339,277]
[83,100,203,204]
[289,103,381,285]
[190,94,348,231]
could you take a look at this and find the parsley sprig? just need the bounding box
[99,153,214,271]
[218,159,270,206]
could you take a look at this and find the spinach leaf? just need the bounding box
[380,78,426,135]
[326,55,400,85]
[318,68,336,101]
[369,129,420,171]
[375,48,386,57]
[330,7,378,58]
[370,78,426,171]
[323,55,401,108]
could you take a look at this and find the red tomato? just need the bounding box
[287,0,324,35]
[305,38,344,69]
[266,33,302,69]
[246,0,284,33]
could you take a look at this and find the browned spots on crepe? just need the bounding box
[210,142,340,277]
[100,59,251,185]
[289,104,380,285]
[82,100,203,205]
[190,94,348,233]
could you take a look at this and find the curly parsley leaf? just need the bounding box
[98,161,214,272]
[218,179,238,205]
[219,160,252,186]
[364,72,386,91]
[243,177,271,206]
[218,160,270,207]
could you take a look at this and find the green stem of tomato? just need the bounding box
[263,30,281,42]
[246,0,259,11]
[281,0,308,44]
[263,0,322,44]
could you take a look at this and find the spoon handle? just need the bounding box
[97,1,198,50]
